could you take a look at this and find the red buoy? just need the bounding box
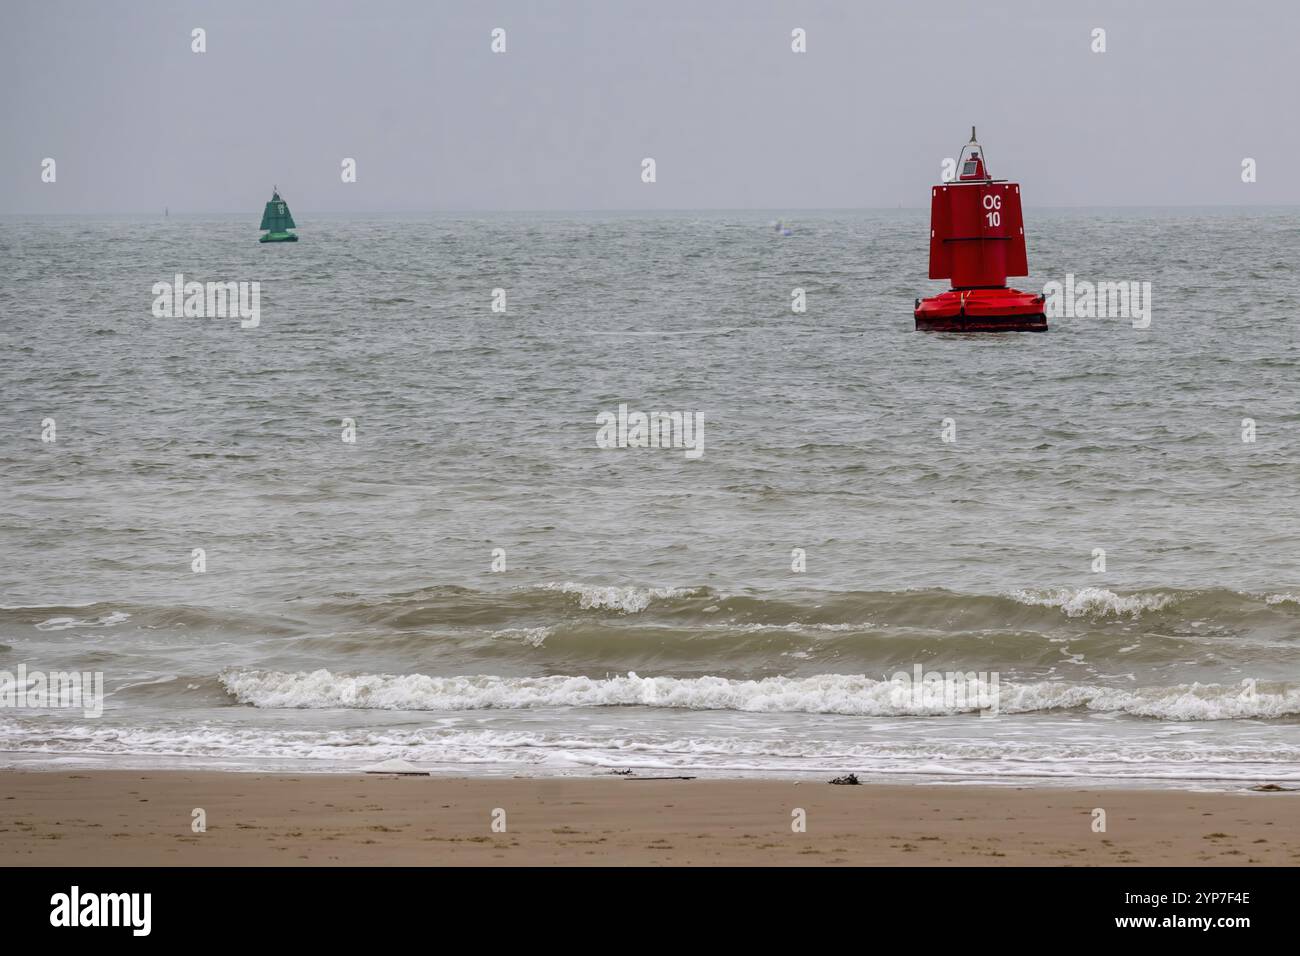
[914,128,1047,332]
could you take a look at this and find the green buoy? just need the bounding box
[259,187,298,242]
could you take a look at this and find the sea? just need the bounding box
[1,208,1297,787]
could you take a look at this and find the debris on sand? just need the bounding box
[361,758,429,776]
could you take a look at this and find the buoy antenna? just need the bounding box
[970,126,977,143]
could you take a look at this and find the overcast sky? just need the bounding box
[3,0,1297,213]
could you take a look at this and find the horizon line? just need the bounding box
[3,202,1298,217]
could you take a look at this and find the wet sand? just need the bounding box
[1,770,1296,866]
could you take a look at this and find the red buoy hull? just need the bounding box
[914,287,1047,333]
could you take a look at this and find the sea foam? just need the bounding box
[34,611,131,631]
[545,582,700,614]
[1008,587,1174,618]
[219,668,1299,721]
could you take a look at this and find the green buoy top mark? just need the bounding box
[259,186,298,242]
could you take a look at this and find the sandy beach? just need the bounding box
[1,771,1296,866]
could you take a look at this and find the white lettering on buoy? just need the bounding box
[982,193,1002,226]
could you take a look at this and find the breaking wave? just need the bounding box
[279,582,1300,638]
[1007,587,1175,618]
[220,668,1300,721]
[543,582,705,613]
[12,585,1293,637]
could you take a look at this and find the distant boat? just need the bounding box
[259,187,298,243]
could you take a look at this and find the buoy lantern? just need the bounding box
[914,129,1046,332]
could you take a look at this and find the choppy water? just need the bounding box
[1,209,1298,785]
